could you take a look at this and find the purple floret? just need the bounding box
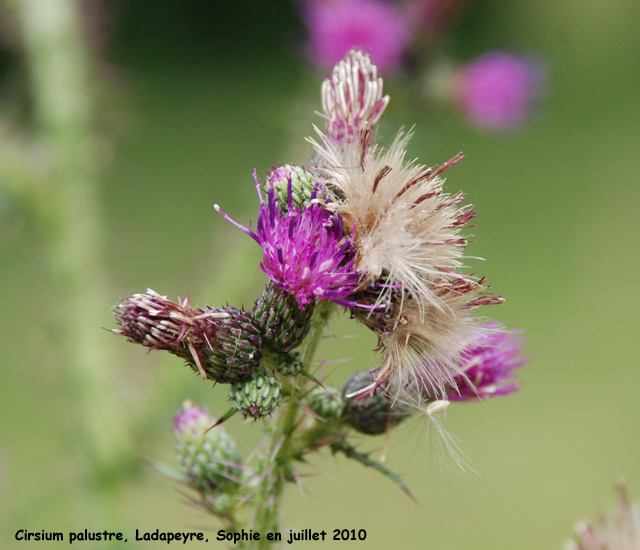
[216,173,364,309]
[449,323,528,400]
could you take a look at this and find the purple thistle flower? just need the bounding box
[447,323,528,401]
[215,173,364,309]
[303,0,413,73]
[457,51,545,130]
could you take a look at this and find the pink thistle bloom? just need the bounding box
[458,51,545,130]
[304,0,413,72]
[447,323,528,400]
[321,50,389,145]
[215,173,364,309]
[174,401,212,434]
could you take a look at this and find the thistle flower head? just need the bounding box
[320,49,390,145]
[565,485,640,550]
[303,0,412,73]
[216,174,363,309]
[112,289,213,353]
[174,400,243,495]
[341,370,413,435]
[311,129,486,317]
[229,369,282,420]
[444,323,527,401]
[113,290,261,383]
[458,51,545,130]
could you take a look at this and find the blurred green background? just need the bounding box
[1,0,640,548]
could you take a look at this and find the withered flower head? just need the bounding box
[113,290,261,384]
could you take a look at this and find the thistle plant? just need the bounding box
[113,50,527,547]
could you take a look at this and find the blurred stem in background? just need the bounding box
[2,0,132,539]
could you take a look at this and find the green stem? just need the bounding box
[301,301,337,365]
[17,0,132,474]
[248,301,337,548]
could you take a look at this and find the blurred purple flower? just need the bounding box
[303,0,413,72]
[448,323,527,400]
[174,401,211,434]
[458,52,545,130]
[215,174,363,309]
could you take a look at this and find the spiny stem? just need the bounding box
[247,301,336,548]
[17,0,132,473]
[301,301,337,365]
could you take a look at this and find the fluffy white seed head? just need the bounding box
[310,128,477,317]
[377,286,500,399]
[309,129,503,398]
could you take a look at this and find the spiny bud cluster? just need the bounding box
[113,285,313,419]
[113,52,526,486]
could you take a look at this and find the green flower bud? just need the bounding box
[272,351,304,376]
[252,283,314,353]
[341,371,413,435]
[267,164,316,212]
[307,386,344,421]
[229,369,282,420]
[173,400,243,495]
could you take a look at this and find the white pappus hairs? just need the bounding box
[309,128,479,317]
[309,127,503,399]
[379,282,502,401]
[313,49,504,404]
